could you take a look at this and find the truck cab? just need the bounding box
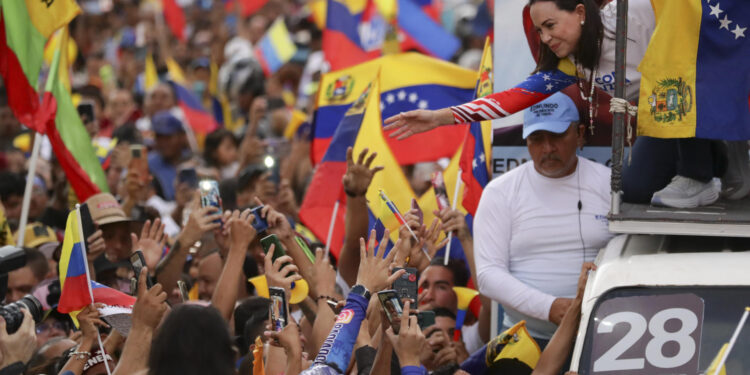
[569,234,750,374]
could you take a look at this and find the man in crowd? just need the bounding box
[148,111,189,201]
[6,249,48,303]
[474,92,613,345]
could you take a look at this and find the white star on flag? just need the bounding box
[543,74,550,81]
[386,94,395,103]
[545,83,554,91]
[418,100,428,109]
[709,2,723,18]
[409,93,418,103]
[472,158,477,169]
[479,154,485,163]
[732,24,746,39]
[719,14,732,30]
[397,90,406,100]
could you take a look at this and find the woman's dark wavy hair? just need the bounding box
[530,0,603,73]
[203,128,237,167]
[148,305,236,375]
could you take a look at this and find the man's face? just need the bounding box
[101,222,132,261]
[526,123,583,178]
[106,90,135,126]
[7,267,40,303]
[418,266,457,313]
[155,134,183,161]
[36,317,70,348]
[147,85,175,115]
[197,252,223,301]
[433,315,457,340]
[29,184,48,220]
[2,195,22,230]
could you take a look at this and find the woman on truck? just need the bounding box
[384,0,729,209]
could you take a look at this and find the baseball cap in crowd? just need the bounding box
[85,193,131,226]
[14,223,59,258]
[152,111,185,136]
[522,92,579,139]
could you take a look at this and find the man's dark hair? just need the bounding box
[529,0,603,73]
[429,307,457,321]
[0,171,24,202]
[148,305,235,375]
[429,257,470,287]
[234,296,270,356]
[25,248,49,281]
[111,123,142,144]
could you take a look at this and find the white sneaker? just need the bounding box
[650,176,721,208]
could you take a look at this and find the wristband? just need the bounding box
[72,351,91,360]
[316,295,336,303]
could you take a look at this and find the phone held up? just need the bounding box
[269,286,289,331]
[199,179,223,223]
[378,289,404,334]
[392,267,418,303]
[130,250,154,294]
[129,145,150,185]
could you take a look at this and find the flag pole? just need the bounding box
[75,205,113,375]
[378,189,430,260]
[16,134,43,247]
[713,307,750,375]
[444,168,462,266]
[324,200,340,259]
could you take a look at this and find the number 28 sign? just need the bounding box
[589,293,704,374]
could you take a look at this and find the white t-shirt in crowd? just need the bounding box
[474,157,613,339]
[570,0,656,101]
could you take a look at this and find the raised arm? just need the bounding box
[211,209,258,322]
[384,69,577,140]
[339,147,383,286]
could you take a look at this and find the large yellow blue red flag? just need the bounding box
[313,53,476,166]
[637,0,750,140]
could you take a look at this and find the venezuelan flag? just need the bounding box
[299,82,375,256]
[312,53,476,166]
[58,208,93,316]
[162,0,186,42]
[637,0,750,140]
[460,38,493,218]
[0,0,80,130]
[144,52,159,92]
[395,0,459,60]
[254,18,298,76]
[169,81,219,135]
[323,0,371,70]
[38,27,108,202]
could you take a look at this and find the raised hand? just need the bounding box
[263,243,302,293]
[385,301,424,366]
[276,179,299,218]
[226,209,258,251]
[77,303,109,340]
[383,108,453,140]
[355,229,405,293]
[132,268,168,331]
[257,198,294,241]
[131,218,167,270]
[435,207,471,241]
[87,229,106,262]
[342,147,384,197]
[309,248,336,299]
[180,205,222,247]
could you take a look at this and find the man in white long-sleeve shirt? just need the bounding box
[474,93,613,344]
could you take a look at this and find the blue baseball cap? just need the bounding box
[152,111,185,136]
[522,92,579,139]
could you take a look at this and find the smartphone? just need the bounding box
[129,145,149,184]
[77,101,95,124]
[417,311,436,330]
[431,172,450,212]
[261,234,286,263]
[269,286,288,331]
[177,280,189,302]
[392,267,418,303]
[130,250,153,293]
[79,203,97,247]
[378,289,403,334]
[177,168,199,189]
[250,206,269,233]
[199,179,223,223]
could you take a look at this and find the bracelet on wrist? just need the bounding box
[316,295,336,303]
[72,351,91,360]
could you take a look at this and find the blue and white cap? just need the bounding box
[522,92,579,139]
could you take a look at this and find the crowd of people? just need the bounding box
[1,0,746,373]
